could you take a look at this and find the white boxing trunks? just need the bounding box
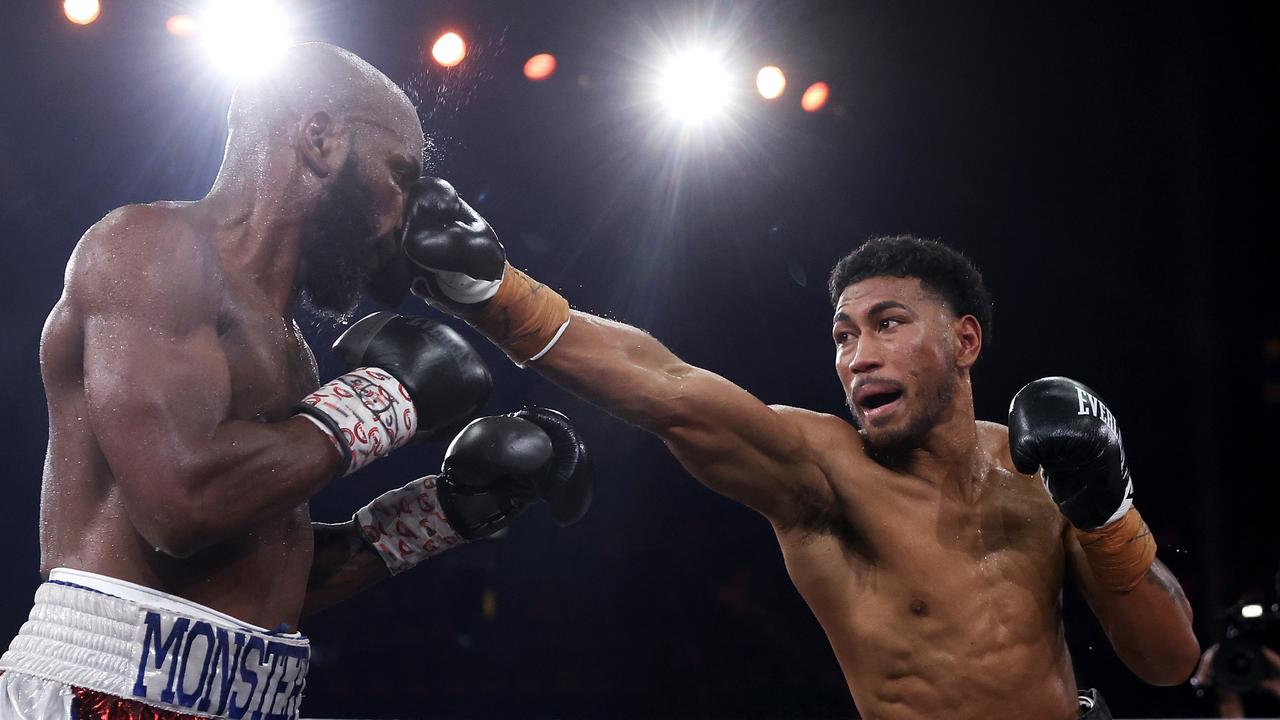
[0,568,309,719]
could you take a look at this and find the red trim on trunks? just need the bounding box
[72,687,205,720]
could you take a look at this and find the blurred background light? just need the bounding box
[800,81,829,112]
[523,52,557,82]
[432,31,467,67]
[165,14,198,38]
[63,0,100,26]
[756,65,786,100]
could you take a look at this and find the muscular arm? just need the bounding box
[529,310,838,526]
[74,207,341,557]
[1065,529,1199,685]
[301,521,389,617]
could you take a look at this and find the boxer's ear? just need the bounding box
[298,111,340,177]
[953,314,983,369]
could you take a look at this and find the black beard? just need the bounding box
[298,153,380,324]
[853,368,959,468]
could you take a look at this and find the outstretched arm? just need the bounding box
[400,178,842,528]
[531,310,837,526]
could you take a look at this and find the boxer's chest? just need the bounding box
[217,295,320,422]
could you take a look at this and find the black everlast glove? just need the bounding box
[437,407,594,539]
[401,177,507,309]
[1008,376,1135,529]
[296,313,493,476]
[357,177,505,310]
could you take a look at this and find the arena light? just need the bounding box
[63,0,101,25]
[523,53,557,82]
[199,0,293,77]
[756,66,786,100]
[800,81,830,112]
[1241,603,1264,619]
[657,48,732,124]
[166,14,198,37]
[431,32,466,68]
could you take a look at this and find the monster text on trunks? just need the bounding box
[131,610,310,720]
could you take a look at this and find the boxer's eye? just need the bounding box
[879,319,902,331]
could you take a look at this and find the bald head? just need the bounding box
[219,42,423,180]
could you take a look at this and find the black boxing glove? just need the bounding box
[437,407,594,539]
[297,313,491,476]
[1008,376,1134,529]
[509,407,593,526]
[354,177,504,310]
[400,177,507,309]
[401,177,573,367]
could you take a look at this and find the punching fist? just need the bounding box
[437,407,594,539]
[297,313,491,475]
[401,177,507,309]
[1008,376,1134,530]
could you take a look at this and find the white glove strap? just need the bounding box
[1100,478,1135,528]
[426,267,503,304]
[521,315,571,366]
[354,476,465,574]
[299,367,417,475]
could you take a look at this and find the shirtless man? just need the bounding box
[0,44,591,719]
[395,181,1200,719]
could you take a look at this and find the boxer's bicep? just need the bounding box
[658,369,836,523]
[535,311,834,522]
[74,209,230,545]
[84,313,230,482]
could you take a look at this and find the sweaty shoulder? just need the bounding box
[65,203,221,322]
[768,405,867,460]
[977,420,1025,476]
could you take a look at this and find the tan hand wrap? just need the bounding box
[465,263,570,366]
[1074,507,1157,593]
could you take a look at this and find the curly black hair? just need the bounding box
[827,235,993,348]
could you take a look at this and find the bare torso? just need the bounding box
[38,202,321,629]
[777,415,1078,720]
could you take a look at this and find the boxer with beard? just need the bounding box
[0,44,592,719]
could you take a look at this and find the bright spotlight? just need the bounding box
[63,0,101,25]
[801,81,830,112]
[523,53,557,82]
[756,66,786,100]
[658,49,731,123]
[432,32,467,68]
[200,0,292,77]
[166,14,198,38]
[1241,604,1264,619]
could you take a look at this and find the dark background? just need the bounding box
[1,1,1276,717]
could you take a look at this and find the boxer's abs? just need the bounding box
[774,450,1080,719]
[37,294,319,630]
[781,533,1079,719]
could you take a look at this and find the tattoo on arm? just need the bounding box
[1144,559,1190,609]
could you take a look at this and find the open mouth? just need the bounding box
[853,384,905,422]
[861,390,902,410]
